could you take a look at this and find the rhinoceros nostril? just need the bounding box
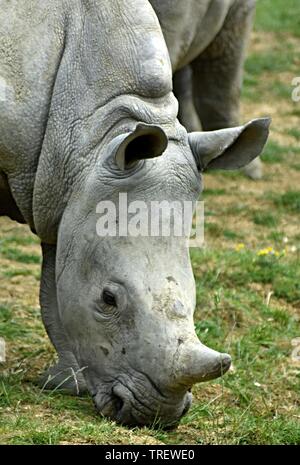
[111,393,124,414]
[181,402,190,417]
[181,391,193,417]
[220,353,231,373]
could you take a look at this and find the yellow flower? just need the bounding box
[257,246,283,257]
[257,246,275,256]
[235,243,245,251]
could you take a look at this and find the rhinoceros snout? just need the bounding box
[94,381,193,427]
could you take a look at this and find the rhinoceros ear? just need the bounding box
[188,118,271,172]
[114,123,168,170]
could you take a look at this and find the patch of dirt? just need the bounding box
[250,30,300,55]
[0,270,39,308]
[242,100,300,147]
[243,29,300,147]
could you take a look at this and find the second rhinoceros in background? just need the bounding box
[150,0,263,179]
[0,0,269,426]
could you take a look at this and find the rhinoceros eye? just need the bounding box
[102,289,117,307]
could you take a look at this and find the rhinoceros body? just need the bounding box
[0,0,269,426]
[150,0,262,179]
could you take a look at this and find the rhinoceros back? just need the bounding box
[149,0,235,70]
[0,0,174,238]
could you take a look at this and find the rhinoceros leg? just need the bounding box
[0,172,26,223]
[39,243,87,395]
[190,0,262,179]
[173,66,202,133]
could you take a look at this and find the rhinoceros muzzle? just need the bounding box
[91,342,231,427]
[94,380,193,427]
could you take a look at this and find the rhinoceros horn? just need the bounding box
[175,340,231,386]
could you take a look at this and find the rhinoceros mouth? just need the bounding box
[93,380,192,427]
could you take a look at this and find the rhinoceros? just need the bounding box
[0,0,270,426]
[150,0,262,180]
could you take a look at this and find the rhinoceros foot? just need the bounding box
[39,361,88,396]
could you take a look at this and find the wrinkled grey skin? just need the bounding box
[150,0,263,179]
[0,0,270,426]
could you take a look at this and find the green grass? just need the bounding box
[1,217,299,445]
[2,268,40,279]
[255,0,300,37]
[223,230,243,240]
[243,1,300,104]
[0,235,39,247]
[0,247,41,264]
[261,142,285,164]
[205,222,223,238]
[193,248,300,305]
[205,223,244,241]
[245,51,295,76]
[272,81,296,100]
[273,191,300,213]
[261,141,300,164]
[287,128,300,141]
[203,189,227,197]
[252,212,279,227]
